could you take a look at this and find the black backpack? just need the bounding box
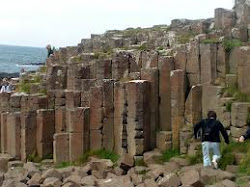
[203,119,217,138]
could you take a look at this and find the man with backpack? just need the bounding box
[194,110,229,169]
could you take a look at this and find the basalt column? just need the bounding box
[126,80,151,158]
[171,70,187,149]
[36,109,55,158]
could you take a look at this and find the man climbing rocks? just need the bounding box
[194,110,229,169]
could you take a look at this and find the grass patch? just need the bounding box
[201,38,219,44]
[43,153,53,160]
[27,152,42,163]
[186,145,203,165]
[123,27,142,37]
[155,148,180,163]
[71,56,83,63]
[39,66,47,73]
[55,161,75,169]
[222,84,250,102]
[80,149,120,164]
[219,141,250,170]
[238,151,250,175]
[223,39,242,53]
[137,44,147,51]
[225,101,233,112]
[177,32,195,44]
[134,158,147,166]
[93,51,113,59]
[18,81,31,93]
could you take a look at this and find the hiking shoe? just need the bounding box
[212,160,218,169]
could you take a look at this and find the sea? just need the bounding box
[0,44,47,74]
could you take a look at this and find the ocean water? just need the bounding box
[0,44,47,73]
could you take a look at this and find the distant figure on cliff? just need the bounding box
[238,123,250,142]
[46,44,55,58]
[20,68,26,76]
[0,80,7,93]
[194,111,229,169]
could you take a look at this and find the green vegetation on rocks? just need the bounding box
[134,158,147,166]
[154,148,180,163]
[177,32,195,44]
[219,141,250,170]
[80,149,120,164]
[223,39,242,53]
[222,84,250,102]
[201,38,220,44]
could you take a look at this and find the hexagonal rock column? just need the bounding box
[54,90,66,109]
[184,85,202,125]
[7,112,21,159]
[182,85,202,153]
[9,94,22,112]
[200,43,217,84]
[0,93,11,112]
[237,46,250,94]
[156,131,172,151]
[102,80,115,150]
[90,87,104,150]
[112,52,129,80]
[36,109,55,158]
[20,111,37,161]
[55,107,67,133]
[141,68,159,149]
[53,133,69,163]
[141,51,159,69]
[158,56,175,131]
[202,83,223,118]
[126,80,151,157]
[65,90,81,108]
[231,102,250,138]
[171,70,187,148]
[67,107,90,162]
[1,112,8,153]
[77,79,97,107]
[214,8,236,30]
[96,59,112,80]
[46,65,67,90]
[186,40,200,86]
[114,82,127,156]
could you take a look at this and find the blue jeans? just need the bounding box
[202,141,221,167]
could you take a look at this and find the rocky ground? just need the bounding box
[0,149,249,187]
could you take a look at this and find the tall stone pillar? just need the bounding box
[1,113,8,153]
[114,82,127,157]
[126,80,151,157]
[90,87,103,150]
[36,109,55,158]
[7,112,21,159]
[141,68,159,148]
[171,70,187,148]
[159,56,174,131]
[20,111,37,161]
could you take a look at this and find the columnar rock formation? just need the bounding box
[0,0,250,166]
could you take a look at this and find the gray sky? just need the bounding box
[0,0,234,48]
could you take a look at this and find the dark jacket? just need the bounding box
[194,118,229,144]
[243,127,250,140]
[47,48,54,58]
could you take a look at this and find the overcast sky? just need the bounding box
[0,0,234,48]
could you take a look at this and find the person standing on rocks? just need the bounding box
[46,44,55,58]
[194,110,229,169]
